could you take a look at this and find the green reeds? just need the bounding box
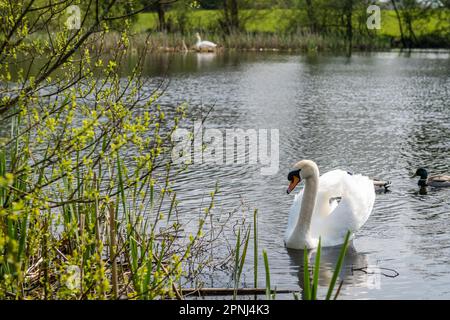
[262,249,271,299]
[109,204,118,299]
[233,227,251,300]
[302,244,311,300]
[302,231,351,300]
[111,31,391,53]
[325,231,351,300]
[253,209,258,289]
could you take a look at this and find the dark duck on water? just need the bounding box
[413,168,450,188]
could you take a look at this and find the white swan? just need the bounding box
[195,32,217,52]
[284,160,375,249]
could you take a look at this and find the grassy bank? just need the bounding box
[131,9,450,51]
[134,9,450,37]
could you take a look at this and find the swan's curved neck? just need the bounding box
[296,173,319,237]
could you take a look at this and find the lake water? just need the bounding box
[141,50,450,299]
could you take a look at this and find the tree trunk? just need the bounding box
[403,12,418,47]
[222,0,239,34]
[230,0,239,32]
[391,0,407,48]
[344,0,353,56]
[222,0,230,33]
[157,2,166,32]
[305,0,317,33]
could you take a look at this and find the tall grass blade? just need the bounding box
[233,229,241,300]
[311,237,321,300]
[238,229,250,281]
[233,228,250,299]
[109,203,118,299]
[303,246,311,300]
[262,249,271,299]
[18,211,29,268]
[253,209,258,289]
[325,231,351,300]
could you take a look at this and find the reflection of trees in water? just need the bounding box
[403,100,450,173]
[398,82,450,264]
[286,243,373,299]
[135,52,266,76]
[402,121,450,266]
[405,122,450,171]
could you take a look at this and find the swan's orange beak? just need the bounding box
[287,176,300,194]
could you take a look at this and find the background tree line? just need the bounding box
[136,0,449,49]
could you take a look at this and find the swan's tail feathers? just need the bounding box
[341,173,376,230]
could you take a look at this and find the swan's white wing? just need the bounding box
[197,40,217,48]
[311,170,375,247]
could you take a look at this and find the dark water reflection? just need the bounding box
[139,50,450,299]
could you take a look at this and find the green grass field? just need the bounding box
[133,8,450,39]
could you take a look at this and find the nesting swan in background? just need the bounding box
[285,160,375,249]
[195,32,217,52]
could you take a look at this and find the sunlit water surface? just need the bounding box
[138,51,449,299]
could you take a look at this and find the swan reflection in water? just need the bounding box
[287,242,380,299]
[196,52,217,69]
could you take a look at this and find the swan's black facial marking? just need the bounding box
[287,169,301,182]
[287,169,301,194]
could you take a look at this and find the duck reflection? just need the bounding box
[287,242,372,299]
[418,186,428,195]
